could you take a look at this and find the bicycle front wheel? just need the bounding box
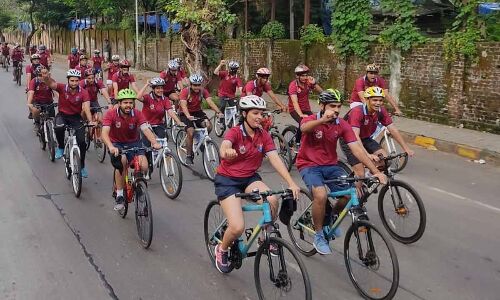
[380,135,408,173]
[271,132,292,172]
[135,180,153,248]
[254,236,312,300]
[170,124,181,143]
[203,200,228,268]
[286,188,317,256]
[214,115,226,137]
[160,151,183,199]
[71,150,82,198]
[95,138,107,163]
[175,130,188,165]
[202,140,220,181]
[46,120,56,162]
[344,220,399,300]
[378,180,426,244]
[281,125,298,164]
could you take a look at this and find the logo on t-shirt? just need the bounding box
[239,145,246,154]
[315,130,323,139]
[364,117,370,125]
[150,104,155,110]
[115,121,121,128]
[257,144,263,153]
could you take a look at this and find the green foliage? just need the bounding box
[331,0,372,59]
[205,47,222,67]
[0,11,13,30]
[378,0,426,52]
[299,24,326,49]
[483,12,500,41]
[260,21,286,40]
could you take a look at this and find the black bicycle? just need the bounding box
[34,103,58,162]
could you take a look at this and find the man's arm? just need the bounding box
[136,82,149,101]
[386,124,414,156]
[179,100,191,118]
[220,140,236,160]
[383,89,402,115]
[140,123,160,146]
[213,60,226,75]
[267,90,287,111]
[205,97,222,115]
[130,82,139,94]
[82,101,93,122]
[100,87,112,106]
[112,82,118,98]
[290,94,303,116]
[44,77,57,90]
[347,141,387,183]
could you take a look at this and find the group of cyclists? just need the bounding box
[15,42,415,295]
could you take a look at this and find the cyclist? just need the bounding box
[112,59,138,100]
[159,60,183,102]
[242,67,287,112]
[37,45,51,69]
[91,50,103,77]
[29,45,37,55]
[80,68,112,123]
[137,78,185,177]
[67,47,79,69]
[1,42,9,66]
[350,63,402,115]
[25,54,41,90]
[342,86,414,178]
[11,43,24,81]
[27,66,55,128]
[172,57,189,87]
[78,48,87,56]
[213,60,243,122]
[179,73,222,165]
[75,55,90,77]
[288,64,323,144]
[213,95,301,273]
[101,88,162,211]
[105,55,121,97]
[43,69,95,178]
[296,89,387,255]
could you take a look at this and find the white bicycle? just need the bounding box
[214,101,239,137]
[175,118,220,181]
[165,106,182,143]
[63,123,93,198]
[371,117,408,173]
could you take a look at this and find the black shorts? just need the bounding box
[179,111,209,128]
[341,137,382,166]
[214,173,263,201]
[90,101,102,114]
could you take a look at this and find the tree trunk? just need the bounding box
[180,24,202,75]
[24,3,36,54]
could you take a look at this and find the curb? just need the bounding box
[400,131,500,167]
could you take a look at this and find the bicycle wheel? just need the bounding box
[159,151,183,199]
[170,124,181,143]
[71,150,82,198]
[203,201,230,268]
[378,180,426,244]
[175,130,188,165]
[338,159,354,176]
[380,135,408,173]
[85,127,92,150]
[214,115,226,137]
[202,140,220,181]
[282,125,298,163]
[286,188,317,256]
[135,180,153,248]
[64,149,71,180]
[16,68,21,86]
[94,132,107,163]
[344,220,399,300]
[38,122,46,150]
[254,236,312,300]
[271,132,292,172]
[46,121,56,162]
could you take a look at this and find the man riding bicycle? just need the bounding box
[136,77,185,177]
[104,55,121,97]
[172,57,189,87]
[101,88,161,211]
[213,95,301,273]
[37,44,51,69]
[1,42,9,66]
[67,47,79,69]
[80,68,112,123]
[296,89,387,255]
[178,74,222,165]
[11,44,24,81]
[159,60,183,103]
[213,60,243,122]
[242,67,287,112]
[112,59,138,100]
[75,55,90,78]
[342,86,414,178]
[25,54,41,90]
[27,66,54,128]
[92,50,103,76]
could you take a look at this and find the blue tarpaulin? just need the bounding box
[17,22,32,33]
[137,15,181,33]
[68,18,96,31]
[479,3,500,15]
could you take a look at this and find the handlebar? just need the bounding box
[118,146,154,154]
[34,103,58,109]
[324,176,380,185]
[235,189,293,201]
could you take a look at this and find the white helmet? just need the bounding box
[189,74,204,84]
[111,55,120,61]
[167,60,180,71]
[66,69,81,79]
[228,60,240,69]
[256,67,271,75]
[149,77,166,87]
[239,95,267,111]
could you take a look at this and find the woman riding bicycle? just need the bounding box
[213,95,301,273]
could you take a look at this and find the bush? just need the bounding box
[260,21,286,40]
[300,24,326,49]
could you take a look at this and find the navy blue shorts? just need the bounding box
[214,173,262,201]
[112,140,144,163]
[299,165,352,193]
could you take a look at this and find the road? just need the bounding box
[0,62,499,300]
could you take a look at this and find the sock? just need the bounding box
[116,189,124,197]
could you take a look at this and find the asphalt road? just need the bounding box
[0,62,499,300]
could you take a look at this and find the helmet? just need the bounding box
[294,64,310,74]
[116,88,137,101]
[364,86,385,98]
[239,95,267,111]
[79,55,88,61]
[111,55,120,61]
[149,77,166,87]
[167,60,180,70]
[84,68,95,77]
[228,60,239,69]
[189,74,204,85]
[319,89,342,104]
[66,69,81,79]
[119,59,131,67]
[366,63,380,73]
[30,54,41,61]
[173,57,183,64]
[38,45,46,51]
[71,47,78,54]
[93,49,100,54]
[256,67,271,76]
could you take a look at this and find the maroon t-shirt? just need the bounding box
[55,83,90,115]
[111,72,136,97]
[242,80,272,97]
[160,70,182,93]
[350,75,388,103]
[29,78,53,104]
[179,87,210,113]
[107,63,120,80]
[68,54,79,68]
[346,105,393,139]
[80,79,105,102]
[38,52,50,68]
[102,108,147,143]
[217,71,242,98]
[92,56,103,68]
[287,80,316,113]
[141,93,173,125]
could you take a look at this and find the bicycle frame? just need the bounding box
[192,127,210,153]
[65,129,81,168]
[223,106,238,128]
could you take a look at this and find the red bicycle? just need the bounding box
[261,109,293,171]
[85,106,108,163]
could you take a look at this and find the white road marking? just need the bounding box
[429,186,500,214]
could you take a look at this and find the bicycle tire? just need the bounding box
[271,131,292,172]
[64,148,71,180]
[113,174,129,218]
[203,201,231,268]
[338,159,354,176]
[135,180,153,248]
[72,150,82,198]
[254,236,312,300]
[159,151,183,199]
[46,120,56,162]
[16,67,21,86]
[94,134,107,163]
[214,115,226,137]
[377,180,426,244]
[38,123,46,150]
[175,130,188,165]
[344,220,399,300]
[85,127,92,150]
[202,140,220,181]
[380,135,408,173]
[170,124,181,143]
[286,188,317,256]
[282,125,298,164]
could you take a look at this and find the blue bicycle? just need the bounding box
[204,189,312,300]
[287,177,399,300]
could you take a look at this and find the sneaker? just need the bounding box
[323,225,342,239]
[144,173,151,180]
[55,148,64,159]
[215,244,231,273]
[186,155,194,165]
[114,196,125,211]
[313,232,332,255]
[258,237,279,257]
[81,167,88,178]
[28,112,33,119]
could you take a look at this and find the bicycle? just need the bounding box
[165,106,182,143]
[14,61,22,86]
[111,147,154,248]
[213,101,238,137]
[287,177,399,300]
[370,117,408,173]
[1,55,9,72]
[62,123,93,198]
[281,124,299,165]
[338,153,426,244]
[85,106,108,163]
[204,189,312,300]
[175,118,220,181]
[261,110,293,171]
[148,124,183,199]
[34,103,58,162]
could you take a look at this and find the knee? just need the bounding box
[228,220,245,236]
[312,188,327,204]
